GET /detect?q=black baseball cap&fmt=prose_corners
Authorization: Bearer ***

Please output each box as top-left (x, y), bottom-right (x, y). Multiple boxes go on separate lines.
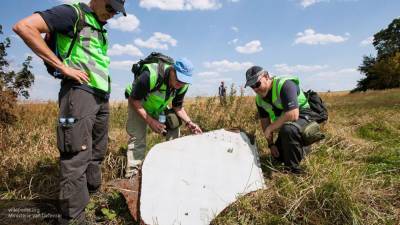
top-left (109, 0), bottom-right (127, 16)
top-left (245, 66), bottom-right (267, 87)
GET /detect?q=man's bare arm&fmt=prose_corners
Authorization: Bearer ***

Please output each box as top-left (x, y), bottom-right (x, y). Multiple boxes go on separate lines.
top-left (13, 14), bottom-right (88, 83)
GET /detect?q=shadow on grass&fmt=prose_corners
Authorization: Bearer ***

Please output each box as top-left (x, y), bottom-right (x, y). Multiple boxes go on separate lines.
top-left (1, 157), bottom-right (60, 199)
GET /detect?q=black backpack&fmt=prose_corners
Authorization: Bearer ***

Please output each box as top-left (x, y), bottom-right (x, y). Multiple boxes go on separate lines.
top-left (131, 52), bottom-right (174, 80)
top-left (304, 90), bottom-right (328, 123)
top-left (44, 4), bottom-right (86, 79)
top-left (124, 52), bottom-right (175, 99)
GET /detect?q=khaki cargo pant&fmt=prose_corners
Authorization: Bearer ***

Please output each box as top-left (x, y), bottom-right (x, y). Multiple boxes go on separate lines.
top-left (125, 103), bottom-right (179, 174)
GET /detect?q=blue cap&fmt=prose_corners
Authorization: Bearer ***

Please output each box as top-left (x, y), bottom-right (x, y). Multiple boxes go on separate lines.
top-left (174, 58), bottom-right (194, 84)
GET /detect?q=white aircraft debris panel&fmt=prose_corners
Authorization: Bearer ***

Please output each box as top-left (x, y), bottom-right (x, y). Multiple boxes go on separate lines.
top-left (140, 129), bottom-right (266, 225)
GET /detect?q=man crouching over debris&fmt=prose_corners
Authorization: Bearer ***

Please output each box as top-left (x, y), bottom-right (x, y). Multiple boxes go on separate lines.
top-left (245, 66), bottom-right (327, 174)
top-left (124, 56), bottom-right (202, 178)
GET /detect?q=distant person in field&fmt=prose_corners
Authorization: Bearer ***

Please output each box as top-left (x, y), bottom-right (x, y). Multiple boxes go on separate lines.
top-left (13, 0), bottom-right (126, 224)
top-left (124, 57), bottom-right (202, 178)
top-left (218, 81), bottom-right (227, 105)
top-left (245, 66), bottom-right (326, 174)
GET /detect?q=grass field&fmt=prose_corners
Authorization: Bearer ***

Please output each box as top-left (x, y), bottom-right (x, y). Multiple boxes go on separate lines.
top-left (0, 89), bottom-right (399, 224)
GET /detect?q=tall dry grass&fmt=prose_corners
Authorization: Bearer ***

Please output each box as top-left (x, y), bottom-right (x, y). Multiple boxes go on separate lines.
top-left (0, 88), bottom-right (399, 224)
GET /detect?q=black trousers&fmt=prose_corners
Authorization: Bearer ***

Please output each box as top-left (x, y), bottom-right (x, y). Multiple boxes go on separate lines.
top-left (275, 118), bottom-right (310, 171)
top-left (57, 85), bottom-right (109, 223)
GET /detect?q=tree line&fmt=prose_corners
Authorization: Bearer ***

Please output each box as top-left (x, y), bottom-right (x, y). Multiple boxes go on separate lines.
top-left (352, 18), bottom-right (400, 92)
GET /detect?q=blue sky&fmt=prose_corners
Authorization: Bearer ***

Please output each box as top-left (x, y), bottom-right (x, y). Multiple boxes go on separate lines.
top-left (1, 0), bottom-right (399, 100)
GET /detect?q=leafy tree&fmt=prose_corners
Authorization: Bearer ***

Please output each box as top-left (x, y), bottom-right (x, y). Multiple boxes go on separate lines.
top-left (0, 24), bottom-right (35, 126)
top-left (353, 18), bottom-right (400, 92)
top-left (374, 18), bottom-right (400, 59)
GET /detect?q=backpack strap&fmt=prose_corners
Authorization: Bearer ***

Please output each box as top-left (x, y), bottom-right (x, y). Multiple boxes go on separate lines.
top-left (157, 61), bottom-right (165, 81)
top-left (65, 4), bottom-right (86, 59)
top-left (150, 64), bottom-right (168, 92)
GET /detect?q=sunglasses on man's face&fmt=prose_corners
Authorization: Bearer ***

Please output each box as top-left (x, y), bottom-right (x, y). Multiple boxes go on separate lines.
top-left (250, 80), bottom-right (262, 89)
top-left (105, 4), bottom-right (120, 14)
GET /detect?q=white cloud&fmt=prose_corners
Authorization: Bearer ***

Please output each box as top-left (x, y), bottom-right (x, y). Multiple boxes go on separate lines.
top-left (360, 36), bottom-right (374, 46)
top-left (231, 26), bottom-right (239, 32)
top-left (298, 0), bottom-right (361, 9)
top-left (139, 0), bottom-right (222, 11)
top-left (294, 29), bottom-right (348, 45)
top-left (58, 0), bottom-right (90, 3)
top-left (187, 84), bottom-right (214, 96)
top-left (134, 32), bottom-right (177, 50)
top-left (299, 0), bottom-right (322, 8)
top-left (197, 71), bottom-right (221, 78)
top-left (7, 54), bottom-right (41, 72)
top-left (29, 72), bottom-right (60, 101)
top-left (228, 38), bottom-right (238, 45)
top-left (203, 77), bottom-right (233, 84)
top-left (274, 64), bottom-right (328, 74)
top-left (314, 68), bottom-right (357, 77)
top-left (235, 40), bottom-right (263, 54)
top-left (108, 14), bottom-right (140, 32)
top-left (270, 64), bottom-right (361, 91)
top-left (108, 44), bottom-right (143, 57)
top-left (110, 60), bottom-right (137, 70)
top-left (203, 60), bottom-right (253, 72)
top-left (35, 73), bottom-right (57, 83)
top-left (300, 67), bottom-right (362, 91)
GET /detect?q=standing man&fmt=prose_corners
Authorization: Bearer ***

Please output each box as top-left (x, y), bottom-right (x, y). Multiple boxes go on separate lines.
top-left (13, 0), bottom-right (126, 224)
top-left (245, 66), bottom-right (320, 174)
top-left (124, 58), bottom-right (202, 178)
top-left (218, 81), bottom-right (226, 105)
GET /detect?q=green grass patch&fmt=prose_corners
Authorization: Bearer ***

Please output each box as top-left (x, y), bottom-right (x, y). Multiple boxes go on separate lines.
top-left (357, 121), bottom-right (400, 176)
top-left (85, 191), bottom-right (135, 224)
top-left (357, 122), bottom-right (399, 145)
top-left (211, 190), bottom-right (291, 225)
top-left (364, 148), bottom-right (400, 176)
top-left (313, 180), bottom-right (360, 224)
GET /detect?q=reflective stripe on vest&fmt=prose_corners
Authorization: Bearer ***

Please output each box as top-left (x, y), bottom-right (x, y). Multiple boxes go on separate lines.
top-left (256, 76), bottom-right (309, 122)
top-left (56, 4), bottom-right (111, 93)
top-left (125, 63), bottom-right (189, 118)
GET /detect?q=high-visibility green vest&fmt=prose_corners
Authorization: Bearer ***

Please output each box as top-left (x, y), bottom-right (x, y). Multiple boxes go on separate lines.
top-left (256, 76), bottom-right (309, 122)
top-left (125, 63), bottom-right (189, 118)
top-left (56, 3), bottom-right (110, 93)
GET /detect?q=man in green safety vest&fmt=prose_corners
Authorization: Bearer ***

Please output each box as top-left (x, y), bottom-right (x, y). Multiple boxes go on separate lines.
top-left (13, 0), bottom-right (126, 224)
top-left (124, 58), bottom-right (202, 178)
top-left (245, 66), bottom-right (319, 174)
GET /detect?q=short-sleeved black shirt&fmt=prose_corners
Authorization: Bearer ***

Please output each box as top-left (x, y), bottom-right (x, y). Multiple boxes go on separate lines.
top-left (257, 80), bottom-right (300, 119)
top-left (37, 3), bottom-right (106, 36)
top-left (130, 67), bottom-right (187, 108)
